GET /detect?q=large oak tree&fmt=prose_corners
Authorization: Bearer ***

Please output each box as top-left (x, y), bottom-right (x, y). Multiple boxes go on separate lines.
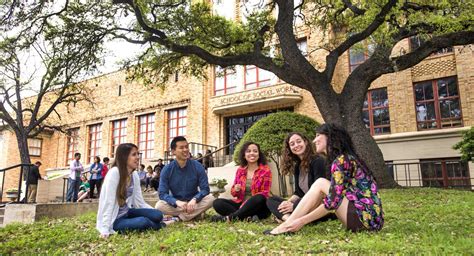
top-left (106, 0), bottom-right (473, 187)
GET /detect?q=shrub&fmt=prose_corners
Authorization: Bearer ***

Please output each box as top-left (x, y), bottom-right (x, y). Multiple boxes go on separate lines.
top-left (453, 126), bottom-right (474, 161)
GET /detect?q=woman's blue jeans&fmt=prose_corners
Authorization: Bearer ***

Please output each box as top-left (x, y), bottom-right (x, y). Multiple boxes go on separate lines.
top-left (113, 208), bottom-right (164, 233)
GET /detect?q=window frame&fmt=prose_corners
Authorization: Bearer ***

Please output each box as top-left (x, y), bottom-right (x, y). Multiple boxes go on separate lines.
top-left (420, 158), bottom-right (471, 188)
top-left (87, 123), bottom-right (102, 164)
top-left (362, 88), bottom-right (391, 136)
top-left (66, 128), bottom-right (79, 165)
top-left (137, 113), bottom-right (155, 159)
top-left (214, 66), bottom-right (238, 96)
top-left (413, 76), bottom-right (463, 130)
top-left (167, 107), bottom-right (187, 149)
top-left (110, 118), bottom-right (127, 157)
top-left (244, 65), bottom-right (272, 90)
top-left (28, 138), bottom-right (43, 157)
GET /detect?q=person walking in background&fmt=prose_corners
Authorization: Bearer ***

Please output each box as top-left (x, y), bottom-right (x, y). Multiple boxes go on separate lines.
top-left (89, 156), bottom-right (103, 199)
top-left (211, 141), bottom-right (272, 222)
top-left (102, 157), bottom-right (110, 178)
top-left (266, 132), bottom-right (329, 222)
top-left (25, 161), bottom-right (42, 203)
top-left (155, 136), bottom-right (214, 224)
top-left (96, 143), bottom-right (165, 238)
top-left (66, 153), bottom-right (84, 202)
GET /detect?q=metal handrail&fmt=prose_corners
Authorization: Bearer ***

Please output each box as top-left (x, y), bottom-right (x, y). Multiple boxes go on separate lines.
top-left (0, 163), bottom-right (34, 203)
top-left (195, 141), bottom-right (238, 162)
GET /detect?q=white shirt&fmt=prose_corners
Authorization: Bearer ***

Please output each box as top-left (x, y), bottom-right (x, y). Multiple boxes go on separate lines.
top-left (96, 167), bottom-right (152, 236)
top-left (69, 160), bottom-right (83, 180)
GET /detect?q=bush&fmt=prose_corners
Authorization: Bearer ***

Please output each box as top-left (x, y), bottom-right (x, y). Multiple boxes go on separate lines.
top-left (453, 126), bottom-right (474, 161)
top-left (232, 111), bottom-right (320, 165)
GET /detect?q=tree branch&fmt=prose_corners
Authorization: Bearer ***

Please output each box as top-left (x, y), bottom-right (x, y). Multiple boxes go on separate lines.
top-left (325, 0), bottom-right (398, 80)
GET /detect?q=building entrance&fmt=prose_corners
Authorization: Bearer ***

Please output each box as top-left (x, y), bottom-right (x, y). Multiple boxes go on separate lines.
top-left (225, 108), bottom-right (292, 154)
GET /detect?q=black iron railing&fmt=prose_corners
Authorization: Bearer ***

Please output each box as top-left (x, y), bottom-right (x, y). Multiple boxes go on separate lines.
top-left (0, 163), bottom-right (34, 203)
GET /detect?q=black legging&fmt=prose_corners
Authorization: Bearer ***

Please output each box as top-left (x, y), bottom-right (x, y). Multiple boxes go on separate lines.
top-left (89, 179), bottom-right (102, 198)
top-left (266, 196), bottom-right (300, 220)
top-left (266, 195), bottom-right (337, 222)
top-left (213, 194), bottom-right (271, 220)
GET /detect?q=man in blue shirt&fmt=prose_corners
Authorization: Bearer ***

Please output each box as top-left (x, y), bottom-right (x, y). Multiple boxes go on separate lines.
top-left (155, 136), bottom-right (214, 222)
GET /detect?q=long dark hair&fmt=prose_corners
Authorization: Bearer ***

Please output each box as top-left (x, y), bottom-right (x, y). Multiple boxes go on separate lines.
top-left (281, 132), bottom-right (315, 176)
top-left (316, 123), bottom-right (373, 176)
top-left (238, 141), bottom-right (267, 167)
top-left (113, 143), bottom-right (138, 206)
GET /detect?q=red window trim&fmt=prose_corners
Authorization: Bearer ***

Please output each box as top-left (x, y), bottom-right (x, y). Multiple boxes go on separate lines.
top-left (110, 119), bottom-right (127, 157)
top-left (363, 88), bottom-right (391, 136)
top-left (420, 158), bottom-right (471, 188)
top-left (244, 65), bottom-right (271, 90)
top-left (66, 128), bottom-right (79, 165)
top-left (87, 123), bottom-right (102, 164)
top-left (137, 113), bottom-right (155, 159)
top-left (167, 107), bottom-right (187, 149)
top-left (413, 76), bottom-right (463, 131)
top-left (214, 67), bottom-right (237, 96)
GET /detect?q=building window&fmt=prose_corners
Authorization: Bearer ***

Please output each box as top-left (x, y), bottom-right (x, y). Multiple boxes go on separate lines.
top-left (66, 128), bottom-right (79, 165)
top-left (420, 159), bottom-right (471, 188)
top-left (414, 76), bottom-right (462, 130)
top-left (167, 108), bottom-right (187, 149)
top-left (362, 88), bottom-right (391, 135)
top-left (111, 119), bottom-right (127, 157)
top-left (28, 138), bottom-right (42, 157)
top-left (409, 36), bottom-right (453, 55)
top-left (244, 65), bottom-right (273, 90)
top-left (137, 113), bottom-right (155, 159)
top-left (215, 66), bottom-right (238, 96)
top-left (348, 43), bottom-right (374, 72)
top-left (87, 124), bottom-right (102, 164)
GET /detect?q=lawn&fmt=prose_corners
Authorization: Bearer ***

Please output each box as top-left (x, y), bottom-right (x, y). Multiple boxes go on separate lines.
top-left (0, 188), bottom-right (473, 254)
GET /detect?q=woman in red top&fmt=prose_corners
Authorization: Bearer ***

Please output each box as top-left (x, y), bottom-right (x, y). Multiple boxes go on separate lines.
top-left (211, 141), bottom-right (272, 222)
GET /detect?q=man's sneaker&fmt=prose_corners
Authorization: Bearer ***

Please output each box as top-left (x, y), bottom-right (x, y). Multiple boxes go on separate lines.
top-left (163, 216), bottom-right (180, 226)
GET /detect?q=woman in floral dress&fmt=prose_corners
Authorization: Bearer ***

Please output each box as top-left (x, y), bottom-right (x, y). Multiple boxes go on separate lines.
top-left (265, 123), bottom-right (384, 235)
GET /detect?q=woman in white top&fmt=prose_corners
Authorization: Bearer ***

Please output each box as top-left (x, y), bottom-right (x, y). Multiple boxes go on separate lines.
top-left (96, 143), bottom-right (165, 238)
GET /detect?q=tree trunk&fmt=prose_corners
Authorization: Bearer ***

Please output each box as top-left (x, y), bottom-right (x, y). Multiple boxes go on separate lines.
top-left (15, 131), bottom-right (31, 165)
top-left (311, 87), bottom-right (399, 188)
top-left (343, 114), bottom-right (399, 188)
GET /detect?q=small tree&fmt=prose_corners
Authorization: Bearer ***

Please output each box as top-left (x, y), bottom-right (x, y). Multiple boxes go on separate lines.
top-left (233, 111), bottom-right (319, 196)
top-left (453, 127), bottom-right (474, 162)
top-left (0, 1), bottom-right (110, 166)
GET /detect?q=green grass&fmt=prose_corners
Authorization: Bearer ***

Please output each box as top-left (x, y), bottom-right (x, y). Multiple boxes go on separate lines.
top-left (1, 188), bottom-right (473, 254)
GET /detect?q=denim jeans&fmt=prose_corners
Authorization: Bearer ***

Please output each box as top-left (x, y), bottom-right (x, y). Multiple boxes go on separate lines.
top-left (113, 208), bottom-right (164, 233)
top-left (66, 178), bottom-right (81, 202)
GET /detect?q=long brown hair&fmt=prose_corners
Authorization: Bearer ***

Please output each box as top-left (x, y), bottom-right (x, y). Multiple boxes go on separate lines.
top-left (113, 143), bottom-right (138, 206)
top-left (281, 132), bottom-right (315, 176)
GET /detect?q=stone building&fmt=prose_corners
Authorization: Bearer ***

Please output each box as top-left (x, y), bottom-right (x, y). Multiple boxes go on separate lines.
top-left (1, 1), bottom-right (473, 196)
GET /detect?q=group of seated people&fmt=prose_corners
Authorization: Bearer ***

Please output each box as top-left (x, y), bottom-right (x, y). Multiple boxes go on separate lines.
top-left (96, 123), bottom-right (384, 238)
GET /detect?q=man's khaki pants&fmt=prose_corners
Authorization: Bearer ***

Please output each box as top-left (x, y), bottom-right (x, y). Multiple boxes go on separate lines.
top-left (27, 184), bottom-right (37, 203)
top-left (155, 194), bottom-right (215, 221)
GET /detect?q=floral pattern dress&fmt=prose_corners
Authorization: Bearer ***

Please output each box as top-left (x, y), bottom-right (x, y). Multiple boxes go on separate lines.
top-left (323, 154), bottom-right (384, 231)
